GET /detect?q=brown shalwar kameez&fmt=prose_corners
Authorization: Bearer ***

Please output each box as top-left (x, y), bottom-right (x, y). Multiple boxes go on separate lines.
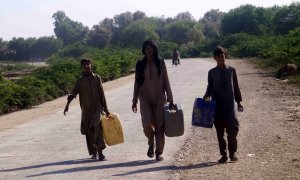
top-left (204, 65), bottom-right (242, 157)
top-left (71, 73), bottom-right (108, 155)
top-left (133, 60), bottom-right (173, 154)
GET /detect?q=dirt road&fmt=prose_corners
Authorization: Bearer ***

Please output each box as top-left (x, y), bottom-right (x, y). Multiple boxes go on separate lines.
top-left (171, 60), bottom-right (300, 180)
top-left (0, 59), bottom-right (299, 180)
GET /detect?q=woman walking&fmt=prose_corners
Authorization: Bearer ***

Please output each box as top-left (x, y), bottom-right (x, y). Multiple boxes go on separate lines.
top-left (132, 39), bottom-right (174, 161)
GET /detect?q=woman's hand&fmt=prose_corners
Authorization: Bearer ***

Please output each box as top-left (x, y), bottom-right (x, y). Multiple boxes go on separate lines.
top-left (132, 103), bottom-right (137, 113)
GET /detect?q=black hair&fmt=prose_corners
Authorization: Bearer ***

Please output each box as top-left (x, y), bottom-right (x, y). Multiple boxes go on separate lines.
top-left (80, 58), bottom-right (92, 66)
top-left (135, 39), bottom-right (163, 86)
top-left (214, 46), bottom-right (228, 58)
top-left (142, 39), bottom-right (159, 58)
top-left (141, 39), bottom-right (162, 75)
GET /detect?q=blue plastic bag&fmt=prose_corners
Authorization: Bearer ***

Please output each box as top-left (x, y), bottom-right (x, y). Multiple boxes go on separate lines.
top-left (192, 98), bottom-right (216, 128)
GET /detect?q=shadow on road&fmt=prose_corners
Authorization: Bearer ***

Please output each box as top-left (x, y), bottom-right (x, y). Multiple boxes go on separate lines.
top-left (0, 158), bottom-right (94, 172)
top-left (1, 157), bottom-right (218, 178)
top-left (25, 159), bottom-right (157, 177)
top-left (113, 161), bottom-right (218, 176)
top-left (21, 160), bottom-right (217, 178)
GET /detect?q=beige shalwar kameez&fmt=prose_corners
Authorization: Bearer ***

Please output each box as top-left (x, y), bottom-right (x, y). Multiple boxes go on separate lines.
top-left (133, 60), bottom-right (173, 154)
top-left (71, 73), bottom-right (108, 155)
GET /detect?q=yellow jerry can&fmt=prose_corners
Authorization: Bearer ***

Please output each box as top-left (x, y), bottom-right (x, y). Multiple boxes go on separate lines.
top-left (101, 112), bottom-right (124, 146)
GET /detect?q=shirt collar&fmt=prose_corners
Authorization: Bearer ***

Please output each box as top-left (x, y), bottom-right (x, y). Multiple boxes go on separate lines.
top-left (82, 72), bottom-right (96, 78)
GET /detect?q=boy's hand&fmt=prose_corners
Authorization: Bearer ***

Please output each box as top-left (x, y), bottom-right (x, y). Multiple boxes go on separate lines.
top-left (168, 102), bottom-right (175, 110)
top-left (132, 103), bottom-right (137, 113)
top-left (237, 103), bottom-right (244, 112)
top-left (63, 106), bottom-right (69, 116)
top-left (104, 110), bottom-right (110, 117)
top-left (203, 95), bottom-right (210, 101)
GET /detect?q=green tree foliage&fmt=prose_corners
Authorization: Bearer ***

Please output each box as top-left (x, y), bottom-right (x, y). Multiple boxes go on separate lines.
top-left (223, 33), bottom-right (270, 58)
top-left (200, 9), bottom-right (225, 39)
top-left (0, 38), bottom-right (7, 52)
top-left (121, 20), bottom-right (159, 47)
top-left (7, 37), bottom-right (33, 61)
top-left (158, 41), bottom-right (178, 59)
top-left (273, 2), bottom-right (300, 35)
top-left (0, 78), bottom-right (26, 114)
top-left (48, 42), bottom-right (92, 61)
top-left (114, 11), bottom-right (133, 30)
top-left (263, 27), bottom-right (300, 65)
top-left (29, 36), bottom-right (63, 58)
top-left (0, 46), bottom-right (140, 114)
top-left (0, 38), bottom-right (8, 60)
top-left (133, 11), bottom-right (146, 21)
top-left (175, 11), bottom-right (194, 21)
top-left (86, 24), bottom-right (112, 48)
top-left (52, 10), bottom-right (89, 45)
top-left (221, 4), bottom-right (272, 35)
top-left (163, 21), bottom-right (196, 44)
top-left (187, 24), bottom-right (205, 43)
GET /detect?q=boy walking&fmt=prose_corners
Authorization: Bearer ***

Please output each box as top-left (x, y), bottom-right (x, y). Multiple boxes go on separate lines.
top-left (64, 58), bottom-right (110, 161)
top-left (203, 47), bottom-right (243, 163)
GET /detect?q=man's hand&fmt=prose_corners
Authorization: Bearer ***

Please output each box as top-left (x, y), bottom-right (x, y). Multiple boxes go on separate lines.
top-left (64, 106), bottom-right (69, 116)
top-left (132, 103), bottom-right (137, 113)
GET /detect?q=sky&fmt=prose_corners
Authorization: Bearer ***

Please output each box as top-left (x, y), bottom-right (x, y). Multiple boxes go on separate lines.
top-left (0, 0), bottom-right (297, 41)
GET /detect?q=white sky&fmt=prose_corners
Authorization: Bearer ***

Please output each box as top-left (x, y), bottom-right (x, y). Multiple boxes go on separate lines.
top-left (0, 0), bottom-right (297, 41)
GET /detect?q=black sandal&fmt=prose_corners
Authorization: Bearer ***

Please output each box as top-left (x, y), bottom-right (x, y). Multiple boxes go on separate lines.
top-left (147, 145), bottom-right (154, 158)
top-left (91, 154), bottom-right (97, 159)
top-left (98, 150), bottom-right (106, 161)
top-left (155, 152), bottom-right (164, 161)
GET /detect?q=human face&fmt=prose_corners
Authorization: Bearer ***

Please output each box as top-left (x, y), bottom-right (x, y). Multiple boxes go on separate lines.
top-left (145, 45), bottom-right (154, 58)
top-left (81, 61), bottom-right (92, 74)
top-left (214, 53), bottom-right (226, 67)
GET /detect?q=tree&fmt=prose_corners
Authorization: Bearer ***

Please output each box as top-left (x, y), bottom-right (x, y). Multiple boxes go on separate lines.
top-left (200, 9), bottom-right (224, 39)
top-left (175, 12), bottom-right (194, 21)
top-left (163, 21), bottom-right (195, 44)
top-left (133, 11), bottom-right (146, 21)
top-left (0, 38), bottom-right (7, 52)
top-left (29, 36), bottom-right (63, 58)
top-left (113, 12), bottom-right (133, 30)
top-left (187, 24), bottom-right (205, 43)
top-left (221, 4), bottom-right (271, 35)
top-left (273, 2), bottom-right (300, 35)
top-left (52, 10), bottom-right (89, 45)
top-left (100, 18), bottom-right (114, 31)
top-left (0, 38), bottom-right (8, 60)
top-left (86, 24), bottom-right (112, 48)
top-left (7, 38), bottom-right (34, 61)
top-left (201, 9), bottom-right (224, 24)
top-left (121, 20), bottom-right (159, 47)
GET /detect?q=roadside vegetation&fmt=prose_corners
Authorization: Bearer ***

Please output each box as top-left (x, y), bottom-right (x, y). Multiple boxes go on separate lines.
top-left (0, 2), bottom-right (299, 115)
